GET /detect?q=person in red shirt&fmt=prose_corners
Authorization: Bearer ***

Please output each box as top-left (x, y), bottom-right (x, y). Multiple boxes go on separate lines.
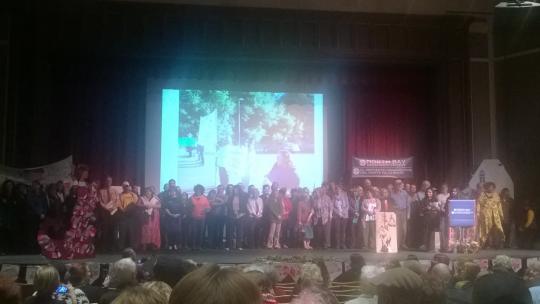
top-left (190, 184), bottom-right (210, 250)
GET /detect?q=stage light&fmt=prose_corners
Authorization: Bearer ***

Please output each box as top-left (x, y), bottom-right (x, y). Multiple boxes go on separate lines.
top-left (496, 0), bottom-right (540, 8)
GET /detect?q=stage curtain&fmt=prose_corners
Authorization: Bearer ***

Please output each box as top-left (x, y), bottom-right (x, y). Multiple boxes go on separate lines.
top-left (344, 68), bottom-right (434, 183)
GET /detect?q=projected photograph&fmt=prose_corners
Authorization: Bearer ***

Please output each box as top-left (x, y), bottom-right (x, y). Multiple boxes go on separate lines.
top-left (160, 89), bottom-right (324, 190)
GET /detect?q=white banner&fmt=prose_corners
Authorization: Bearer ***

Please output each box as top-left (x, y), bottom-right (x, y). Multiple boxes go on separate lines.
top-left (0, 156), bottom-right (74, 185)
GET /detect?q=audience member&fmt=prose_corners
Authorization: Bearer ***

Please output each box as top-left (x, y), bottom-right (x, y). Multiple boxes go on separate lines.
top-left (66, 263), bottom-right (105, 304)
top-left (334, 254), bottom-right (365, 283)
top-left (169, 264), bottom-right (261, 304)
top-left (100, 258), bottom-right (137, 304)
top-left (141, 281), bottom-right (172, 301)
top-left (110, 286), bottom-right (167, 304)
top-left (24, 265), bottom-right (62, 304)
top-left (0, 275), bottom-right (22, 304)
top-left (292, 286), bottom-right (339, 304)
top-left (152, 255), bottom-right (197, 288)
top-left (472, 255), bottom-right (532, 304)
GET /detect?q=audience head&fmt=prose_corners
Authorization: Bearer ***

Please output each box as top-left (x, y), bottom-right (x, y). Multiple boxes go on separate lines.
top-left (373, 267), bottom-right (423, 304)
top-left (142, 281), bottom-right (172, 301)
top-left (524, 260), bottom-right (540, 283)
top-left (406, 254), bottom-right (419, 261)
top-left (169, 264), bottom-right (261, 304)
top-left (402, 260), bottom-right (425, 276)
top-left (111, 285), bottom-right (167, 304)
top-left (432, 253), bottom-right (450, 267)
top-left (410, 184), bottom-right (417, 193)
top-left (291, 286), bottom-right (339, 304)
top-left (66, 263), bottom-right (90, 287)
top-left (350, 254), bottom-right (365, 272)
top-left (33, 265), bottom-right (60, 295)
top-left (421, 180), bottom-right (431, 191)
top-left (462, 262), bottom-right (481, 282)
top-left (121, 248), bottom-right (137, 261)
top-left (108, 258), bottom-right (137, 289)
top-left (0, 276), bottom-right (21, 304)
top-left (243, 264), bottom-right (277, 290)
top-left (153, 256), bottom-right (197, 288)
top-left (492, 255), bottom-right (512, 272)
top-left (298, 262), bottom-right (324, 289)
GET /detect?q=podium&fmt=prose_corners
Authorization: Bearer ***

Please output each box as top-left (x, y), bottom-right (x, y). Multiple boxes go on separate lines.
top-left (375, 212), bottom-right (398, 253)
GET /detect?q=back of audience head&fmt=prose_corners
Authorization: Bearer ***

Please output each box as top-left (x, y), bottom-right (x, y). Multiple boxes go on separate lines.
top-left (243, 264), bottom-right (277, 294)
top-left (492, 255), bottom-right (513, 272)
top-left (298, 262), bottom-right (324, 289)
top-left (462, 262), bottom-right (481, 282)
top-left (402, 260), bottom-right (425, 276)
top-left (169, 264), bottom-right (261, 304)
top-left (153, 256), bottom-right (197, 288)
top-left (121, 248), bottom-right (137, 261)
top-left (350, 254), bottom-right (365, 272)
top-left (142, 281), bottom-right (172, 301)
top-left (0, 276), bottom-right (21, 304)
top-left (66, 263), bottom-right (90, 287)
top-left (111, 285), bottom-right (167, 304)
top-left (108, 258), bottom-right (137, 289)
top-left (34, 265), bottom-right (60, 295)
top-left (291, 286), bottom-right (339, 304)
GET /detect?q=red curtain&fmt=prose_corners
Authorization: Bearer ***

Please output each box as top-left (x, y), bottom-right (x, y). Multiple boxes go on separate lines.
top-left (344, 68), bottom-right (434, 182)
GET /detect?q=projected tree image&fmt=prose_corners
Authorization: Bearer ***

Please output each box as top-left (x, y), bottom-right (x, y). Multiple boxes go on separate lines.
top-left (178, 90), bottom-right (314, 153)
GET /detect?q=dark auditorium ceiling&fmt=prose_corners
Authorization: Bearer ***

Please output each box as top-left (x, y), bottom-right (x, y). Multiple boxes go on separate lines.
top-left (109, 0), bottom-right (494, 15)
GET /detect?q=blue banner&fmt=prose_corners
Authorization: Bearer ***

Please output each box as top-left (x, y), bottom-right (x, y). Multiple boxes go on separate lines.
top-left (448, 199), bottom-right (476, 227)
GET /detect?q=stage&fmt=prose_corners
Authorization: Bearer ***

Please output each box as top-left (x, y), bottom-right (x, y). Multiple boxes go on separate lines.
top-left (1, 248), bottom-right (540, 266)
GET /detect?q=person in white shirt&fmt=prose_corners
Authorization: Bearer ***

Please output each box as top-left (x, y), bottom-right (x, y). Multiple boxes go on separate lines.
top-left (362, 190), bottom-right (381, 250)
top-left (246, 185), bottom-right (264, 249)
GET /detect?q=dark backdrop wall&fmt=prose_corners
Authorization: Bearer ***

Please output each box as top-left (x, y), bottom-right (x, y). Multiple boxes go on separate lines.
top-left (495, 8), bottom-right (540, 199)
top-left (1, 1), bottom-right (471, 188)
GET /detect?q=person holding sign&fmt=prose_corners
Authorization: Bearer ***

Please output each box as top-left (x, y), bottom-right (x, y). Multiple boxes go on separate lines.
top-left (477, 182), bottom-right (505, 249)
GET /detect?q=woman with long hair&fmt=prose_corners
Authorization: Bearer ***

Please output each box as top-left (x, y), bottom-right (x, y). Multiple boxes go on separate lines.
top-left (140, 187), bottom-right (161, 251)
top-left (420, 188), bottom-right (441, 251)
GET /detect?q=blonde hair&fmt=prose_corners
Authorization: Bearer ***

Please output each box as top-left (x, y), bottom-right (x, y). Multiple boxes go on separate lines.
top-left (33, 265), bottom-right (60, 294)
top-left (142, 281), bottom-right (172, 300)
top-left (170, 264), bottom-right (261, 304)
top-left (111, 286), bottom-right (167, 304)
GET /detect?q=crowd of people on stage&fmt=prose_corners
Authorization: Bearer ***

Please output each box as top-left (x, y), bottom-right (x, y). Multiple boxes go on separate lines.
top-left (1, 249), bottom-right (540, 304)
top-left (0, 164), bottom-right (535, 256)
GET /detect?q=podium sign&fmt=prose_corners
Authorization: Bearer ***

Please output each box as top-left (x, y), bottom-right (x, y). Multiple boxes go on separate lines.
top-left (448, 200), bottom-right (476, 227)
top-left (375, 212), bottom-right (398, 253)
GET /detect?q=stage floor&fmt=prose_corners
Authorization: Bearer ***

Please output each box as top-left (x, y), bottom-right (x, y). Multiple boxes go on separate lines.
top-left (1, 248), bottom-right (540, 265)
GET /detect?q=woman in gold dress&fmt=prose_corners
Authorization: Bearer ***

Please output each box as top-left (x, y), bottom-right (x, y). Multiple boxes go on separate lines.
top-left (477, 182), bottom-right (505, 248)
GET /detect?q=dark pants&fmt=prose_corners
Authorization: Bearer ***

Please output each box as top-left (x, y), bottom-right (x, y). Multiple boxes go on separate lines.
top-left (332, 217), bottom-right (348, 248)
top-left (423, 212), bottom-right (440, 250)
top-left (519, 228), bottom-right (536, 249)
top-left (314, 219), bottom-right (332, 248)
top-left (227, 217), bottom-right (245, 249)
top-left (118, 216), bottom-right (138, 251)
top-left (350, 218), bottom-right (363, 249)
top-left (280, 218), bottom-right (296, 248)
top-left (166, 218), bottom-right (182, 247)
top-left (99, 211), bottom-right (118, 252)
top-left (209, 215), bottom-right (226, 249)
top-left (244, 216), bottom-right (263, 249)
top-left (191, 218), bottom-right (205, 250)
